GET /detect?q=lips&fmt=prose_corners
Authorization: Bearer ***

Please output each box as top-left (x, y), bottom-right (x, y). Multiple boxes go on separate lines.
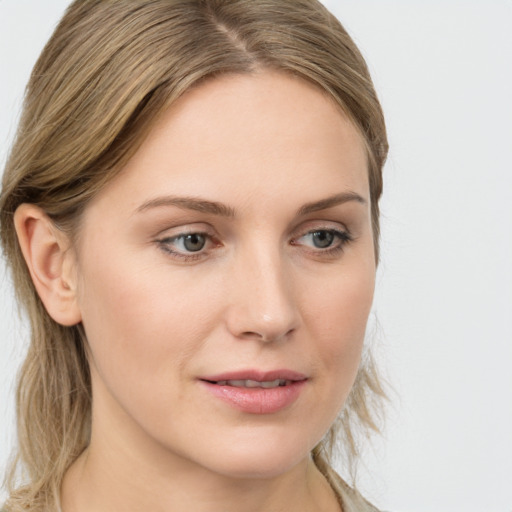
top-left (199, 369), bottom-right (307, 414)
top-left (201, 369), bottom-right (307, 384)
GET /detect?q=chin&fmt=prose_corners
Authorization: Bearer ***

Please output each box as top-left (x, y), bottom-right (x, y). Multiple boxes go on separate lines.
top-left (190, 430), bottom-right (313, 480)
top-left (207, 455), bottom-right (305, 481)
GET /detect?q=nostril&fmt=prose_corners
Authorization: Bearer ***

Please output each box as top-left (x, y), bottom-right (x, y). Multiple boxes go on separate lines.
top-left (240, 330), bottom-right (266, 340)
top-left (239, 327), bottom-right (294, 343)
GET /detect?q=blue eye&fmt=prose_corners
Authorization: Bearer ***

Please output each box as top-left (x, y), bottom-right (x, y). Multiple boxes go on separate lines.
top-left (179, 233), bottom-right (207, 252)
top-left (294, 228), bottom-right (352, 253)
top-left (157, 232), bottom-right (211, 260)
top-left (308, 230), bottom-right (336, 248)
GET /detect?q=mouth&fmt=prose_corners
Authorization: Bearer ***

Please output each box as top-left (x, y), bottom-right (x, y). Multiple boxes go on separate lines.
top-left (199, 370), bottom-right (308, 414)
top-left (200, 369), bottom-right (307, 388)
top-left (204, 378), bottom-right (292, 388)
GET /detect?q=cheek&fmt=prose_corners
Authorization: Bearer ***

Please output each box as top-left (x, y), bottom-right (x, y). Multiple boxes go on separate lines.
top-left (76, 247), bottom-right (220, 393)
top-left (304, 261), bottom-right (375, 394)
top-left (76, 254), bottom-right (228, 442)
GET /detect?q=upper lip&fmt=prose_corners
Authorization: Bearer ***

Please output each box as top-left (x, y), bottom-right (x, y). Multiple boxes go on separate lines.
top-left (200, 369), bottom-right (308, 383)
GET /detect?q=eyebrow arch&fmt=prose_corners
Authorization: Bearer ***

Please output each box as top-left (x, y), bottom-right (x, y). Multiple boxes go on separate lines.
top-left (136, 195), bottom-right (236, 217)
top-left (137, 191), bottom-right (366, 218)
top-left (297, 191), bottom-right (367, 216)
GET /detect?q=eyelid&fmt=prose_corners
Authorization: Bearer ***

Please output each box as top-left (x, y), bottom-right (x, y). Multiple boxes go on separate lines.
top-left (292, 227), bottom-right (352, 245)
top-left (291, 218), bottom-right (351, 239)
top-left (152, 221), bottom-right (215, 238)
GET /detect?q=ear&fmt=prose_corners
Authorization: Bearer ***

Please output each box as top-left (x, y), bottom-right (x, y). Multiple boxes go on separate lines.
top-left (14, 204), bottom-right (82, 326)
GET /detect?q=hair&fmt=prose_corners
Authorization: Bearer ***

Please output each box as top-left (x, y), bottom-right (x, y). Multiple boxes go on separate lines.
top-left (0, 0), bottom-right (388, 510)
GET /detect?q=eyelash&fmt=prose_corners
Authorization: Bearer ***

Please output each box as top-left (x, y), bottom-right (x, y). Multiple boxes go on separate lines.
top-left (156, 227), bottom-right (353, 262)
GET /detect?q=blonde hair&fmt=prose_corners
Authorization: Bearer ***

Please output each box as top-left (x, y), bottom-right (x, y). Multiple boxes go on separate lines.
top-left (0, 0), bottom-right (388, 510)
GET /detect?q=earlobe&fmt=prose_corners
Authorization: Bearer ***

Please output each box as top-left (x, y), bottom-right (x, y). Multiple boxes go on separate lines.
top-left (14, 204), bottom-right (82, 326)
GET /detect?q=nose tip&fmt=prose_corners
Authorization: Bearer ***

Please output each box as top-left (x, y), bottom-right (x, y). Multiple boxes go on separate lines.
top-left (238, 312), bottom-right (296, 343)
top-left (225, 255), bottom-right (299, 343)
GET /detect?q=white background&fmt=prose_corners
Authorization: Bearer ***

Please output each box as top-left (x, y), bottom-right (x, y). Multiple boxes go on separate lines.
top-left (1, 1), bottom-right (511, 511)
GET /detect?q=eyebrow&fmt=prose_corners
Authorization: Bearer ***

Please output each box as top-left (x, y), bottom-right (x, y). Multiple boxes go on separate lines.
top-left (136, 191), bottom-right (366, 218)
top-left (136, 196), bottom-right (236, 217)
top-left (296, 191), bottom-right (367, 216)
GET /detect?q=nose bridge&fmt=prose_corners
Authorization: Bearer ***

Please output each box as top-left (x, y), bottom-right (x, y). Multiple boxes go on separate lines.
top-left (226, 239), bottom-right (298, 342)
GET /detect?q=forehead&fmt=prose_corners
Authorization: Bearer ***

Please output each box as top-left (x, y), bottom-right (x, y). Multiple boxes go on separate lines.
top-left (88, 70), bottom-right (369, 213)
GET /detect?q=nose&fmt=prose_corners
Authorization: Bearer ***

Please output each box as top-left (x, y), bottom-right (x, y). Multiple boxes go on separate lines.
top-left (224, 246), bottom-right (299, 343)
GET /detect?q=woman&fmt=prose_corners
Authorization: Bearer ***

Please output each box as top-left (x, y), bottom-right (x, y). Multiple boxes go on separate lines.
top-left (0, 1), bottom-right (388, 511)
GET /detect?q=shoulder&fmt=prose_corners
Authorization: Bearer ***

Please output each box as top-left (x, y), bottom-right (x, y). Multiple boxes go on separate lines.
top-left (324, 466), bottom-right (381, 512)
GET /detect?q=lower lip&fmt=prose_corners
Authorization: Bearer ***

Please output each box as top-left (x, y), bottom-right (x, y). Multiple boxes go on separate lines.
top-left (200, 380), bottom-right (306, 414)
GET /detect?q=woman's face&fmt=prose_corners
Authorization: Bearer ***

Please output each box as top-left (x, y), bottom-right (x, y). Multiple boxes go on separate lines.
top-left (73, 70), bottom-right (375, 478)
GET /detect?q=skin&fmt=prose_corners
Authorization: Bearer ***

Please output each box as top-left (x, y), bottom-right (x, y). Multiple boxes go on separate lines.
top-left (17, 70), bottom-right (375, 512)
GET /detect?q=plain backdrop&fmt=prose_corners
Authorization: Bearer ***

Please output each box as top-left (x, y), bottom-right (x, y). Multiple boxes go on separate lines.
top-left (1, 1), bottom-right (511, 511)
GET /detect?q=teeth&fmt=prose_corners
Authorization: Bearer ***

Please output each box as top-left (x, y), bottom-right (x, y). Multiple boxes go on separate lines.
top-left (216, 379), bottom-right (289, 388)
top-left (229, 379), bottom-right (249, 387)
top-left (261, 379), bottom-right (286, 388)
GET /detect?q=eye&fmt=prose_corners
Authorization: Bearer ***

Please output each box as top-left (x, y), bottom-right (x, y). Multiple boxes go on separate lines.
top-left (156, 231), bottom-right (216, 261)
top-left (307, 230), bottom-right (336, 249)
top-left (292, 228), bottom-right (352, 254)
top-left (178, 233), bottom-right (207, 252)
